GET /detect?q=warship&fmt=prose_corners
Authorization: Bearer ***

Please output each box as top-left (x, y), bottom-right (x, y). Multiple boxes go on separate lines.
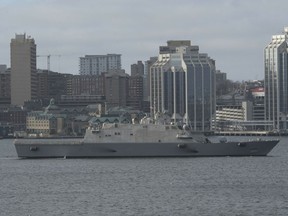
top-left (14, 115), bottom-right (279, 158)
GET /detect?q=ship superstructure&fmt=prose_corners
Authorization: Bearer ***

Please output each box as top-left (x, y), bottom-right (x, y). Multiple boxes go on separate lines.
top-left (14, 115), bottom-right (279, 158)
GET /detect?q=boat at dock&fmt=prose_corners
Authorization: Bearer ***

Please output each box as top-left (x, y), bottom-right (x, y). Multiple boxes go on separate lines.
top-left (14, 115), bottom-right (279, 159)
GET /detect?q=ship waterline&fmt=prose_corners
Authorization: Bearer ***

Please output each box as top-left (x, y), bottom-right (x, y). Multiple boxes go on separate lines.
top-left (14, 117), bottom-right (279, 158)
top-left (14, 139), bottom-right (279, 158)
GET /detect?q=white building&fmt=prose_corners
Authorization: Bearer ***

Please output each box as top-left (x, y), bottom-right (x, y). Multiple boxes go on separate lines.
top-left (264, 27), bottom-right (288, 130)
top-left (79, 54), bottom-right (121, 75)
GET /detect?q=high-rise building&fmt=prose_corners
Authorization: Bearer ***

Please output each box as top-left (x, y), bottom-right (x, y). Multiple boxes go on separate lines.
top-left (150, 40), bottom-right (216, 131)
top-left (0, 65), bottom-right (7, 73)
top-left (79, 54), bottom-right (121, 75)
top-left (105, 70), bottom-right (128, 110)
top-left (37, 70), bottom-right (73, 103)
top-left (0, 65), bottom-right (11, 105)
top-left (131, 61), bottom-right (144, 76)
top-left (264, 27), bottom-right (288, 130)
top-left (10, 34), bottom-right (37, 106)
top-left (215, 70), bottom-right (227, 83)
top-left (127, 75), bottom-right (144, 110)
top-left (128, 61), bottom-right (145, 110)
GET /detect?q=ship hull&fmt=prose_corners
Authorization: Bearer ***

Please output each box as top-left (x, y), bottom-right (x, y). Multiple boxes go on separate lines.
top-left (14, 139), bottom-right (279, 158)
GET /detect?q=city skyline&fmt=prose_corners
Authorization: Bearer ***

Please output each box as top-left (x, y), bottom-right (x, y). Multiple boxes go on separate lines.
top-left (0, 0), bottom-right (288, 81)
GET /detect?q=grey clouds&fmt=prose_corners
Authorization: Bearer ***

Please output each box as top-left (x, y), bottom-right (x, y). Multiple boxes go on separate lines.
top-left (0, 0), bottom-right (287, 80)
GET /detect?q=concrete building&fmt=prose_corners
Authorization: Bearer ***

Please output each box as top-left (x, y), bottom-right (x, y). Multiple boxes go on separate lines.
top-left (0, 106), bottom-right (27, 131)
top-left (26, 99), bottom-right (65, 136)
top-left (264, 27), bottom-right (288, 130)
top-left (215, 70), bottom-right (227, 83)
top-left (0, 65), bottom-right (7, 73)
top-left (71, 74), bottom-right (105, 95)
top-left (215, 101), bottom-right (273, 131)
top-left (150, 40), bottom-right (216, 131)
top-left (65, 75), bottom-right (73, 96)
top-left (37, 70), bottom-right (72, 104)
top-left (215, 102), bottom-right (251, 130)
top-left (57, 95), bottom-right (105, 108)
top-left (79, 54), bottom-right (121, 75)
top-left (105, 70), bottom-right (129, 110)
top-left (214, 80), bottom-right (273, 131)
top-left (10, 34), bottom-right (37, 106)
top-left (131, 61), bottom-right (144, 76)
top-left (245, 81), bottom-right (265, 121)
top-left (127, 75), bottom-right (144, 110)
top-left (26, 111), bottom-right (58, 135)
top-left (0, 66), bottom-right (11, 104)
top-left (128, 61), bottom-right (145, 110)
top-left (26, 98), bottom-right (93, 136)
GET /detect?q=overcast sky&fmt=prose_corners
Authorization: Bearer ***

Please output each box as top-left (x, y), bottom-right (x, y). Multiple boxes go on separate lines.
top-left (0, 0), bottom-right (287, 81)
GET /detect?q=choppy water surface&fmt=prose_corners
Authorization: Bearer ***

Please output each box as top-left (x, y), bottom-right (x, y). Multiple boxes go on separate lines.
top-left (0, 137), bottom-right (288, 216)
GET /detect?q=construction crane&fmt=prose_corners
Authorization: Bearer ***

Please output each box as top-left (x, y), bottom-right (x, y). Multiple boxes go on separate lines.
top-left (37, 54), bottom-right (61, 72)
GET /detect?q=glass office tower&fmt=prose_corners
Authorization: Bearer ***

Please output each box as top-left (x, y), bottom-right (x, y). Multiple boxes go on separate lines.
top-left (264, 27), bottom-right (288, 130)
top-left (150, 41), bottom-right (216, 131)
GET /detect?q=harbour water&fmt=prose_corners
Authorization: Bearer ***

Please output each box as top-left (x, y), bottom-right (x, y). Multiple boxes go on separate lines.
top-left (1, 137), bottom-right (288, 216)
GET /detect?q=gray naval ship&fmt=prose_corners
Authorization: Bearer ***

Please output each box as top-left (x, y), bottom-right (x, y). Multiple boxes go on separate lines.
top-left (14, 114), bottom-right (279, 158)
